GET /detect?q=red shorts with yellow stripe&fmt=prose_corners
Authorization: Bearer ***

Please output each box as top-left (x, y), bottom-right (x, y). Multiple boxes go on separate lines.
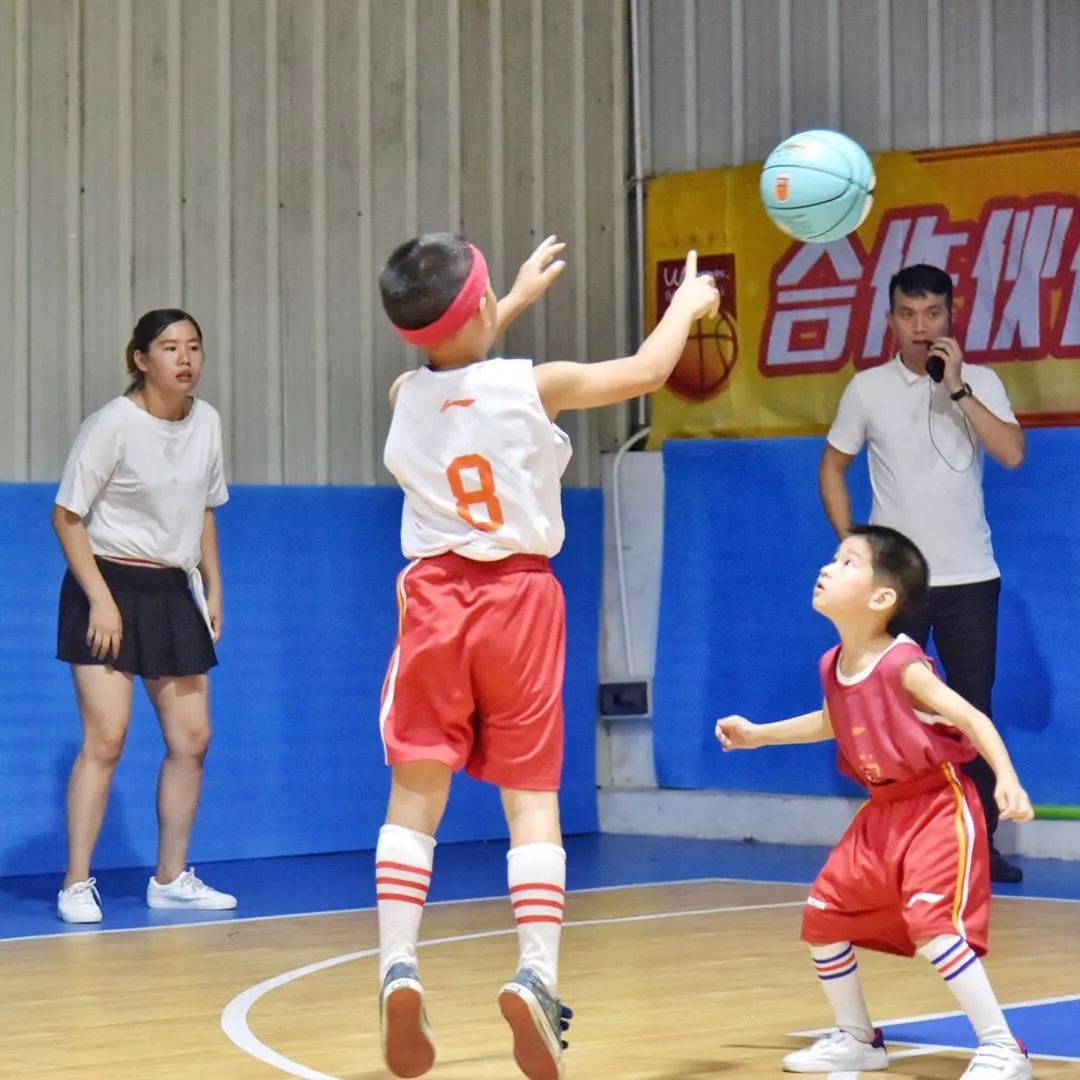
top-left (802, 764), bottom-right (990, 957)
top-left (379, 552), bottom-right (566, 791)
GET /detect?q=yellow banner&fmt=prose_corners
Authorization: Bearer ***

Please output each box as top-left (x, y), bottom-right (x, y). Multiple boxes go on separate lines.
top-left (646, 134), bottom-right (1080, 443)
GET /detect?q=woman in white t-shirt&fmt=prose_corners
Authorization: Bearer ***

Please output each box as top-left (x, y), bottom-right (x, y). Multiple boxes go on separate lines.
top-left (52, 308), bottom-right (237, 924)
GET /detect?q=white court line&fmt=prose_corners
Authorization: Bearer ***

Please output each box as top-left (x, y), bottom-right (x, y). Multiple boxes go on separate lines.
top-left (818, 1046), bottom-right (952, 1080)
top-left (797, 990), bottom-right (1080, 1030)
top-left (780, 1038), bottom-right (1075, 1080)
top-left (881, 1041), bottom-right (1080, 1065)
top-left (220, 899), bottom-right (806, 1080)
top-left (4, 872), bottom-right (1076, 946)
top-left (793, 992), bottom-right (1080, 1064)
top-left (0, 873), bottom-right (809, 945)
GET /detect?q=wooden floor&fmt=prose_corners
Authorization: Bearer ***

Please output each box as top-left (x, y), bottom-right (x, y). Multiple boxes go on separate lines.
top-left (2, 880), bottom-right (1076, 1078)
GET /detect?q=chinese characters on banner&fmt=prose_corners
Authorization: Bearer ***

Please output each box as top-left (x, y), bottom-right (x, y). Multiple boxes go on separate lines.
top-left (646, 135), bottom-right (1080, 443)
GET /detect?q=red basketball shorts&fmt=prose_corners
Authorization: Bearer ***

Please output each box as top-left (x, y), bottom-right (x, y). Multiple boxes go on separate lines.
top-left (802, 764), bottom-right (991, 956)
top-left (379, 552), bottom-right (566, 791)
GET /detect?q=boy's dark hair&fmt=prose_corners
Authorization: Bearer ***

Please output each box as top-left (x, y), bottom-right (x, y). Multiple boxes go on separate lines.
top-left (888, 263), bottom-right (953, 310)
top-left (849, 524), bottom-right (929, 632)
top-left (379, 233), bottom-right (476, 331)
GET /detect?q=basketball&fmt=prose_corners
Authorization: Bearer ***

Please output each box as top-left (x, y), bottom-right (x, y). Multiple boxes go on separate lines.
top-left (759, 129), bottom-right (875, 243)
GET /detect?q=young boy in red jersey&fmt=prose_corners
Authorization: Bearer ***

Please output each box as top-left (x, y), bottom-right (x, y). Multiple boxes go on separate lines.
top-left (716, 525), bottom-right (1034, 1080)
top-left (375, 234), bottom-right (718, 1080)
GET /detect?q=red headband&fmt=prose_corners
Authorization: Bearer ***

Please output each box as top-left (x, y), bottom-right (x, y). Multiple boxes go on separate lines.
top-left (393, 244), bottom-right (490, 349)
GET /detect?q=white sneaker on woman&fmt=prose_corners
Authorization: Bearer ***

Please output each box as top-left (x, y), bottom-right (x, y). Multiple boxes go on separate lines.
top-left (58, 878), bottom-right (103, 923)
top-left (146, 868), bottom-right (237, 910)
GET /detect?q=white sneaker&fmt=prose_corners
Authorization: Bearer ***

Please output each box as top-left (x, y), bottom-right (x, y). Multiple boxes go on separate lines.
top-left (57, 878), bottom-right (103, 923)
top-left (146, 867), bottom-right (237, 910)
top-left (961, 1040), bottom-right (1034, 1079)
top-left (782, 1028), bottom-right (889, 1072)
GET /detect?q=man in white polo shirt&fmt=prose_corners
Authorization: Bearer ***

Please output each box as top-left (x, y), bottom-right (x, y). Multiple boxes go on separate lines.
top-left (819, 264), bottom-right (1027, 883)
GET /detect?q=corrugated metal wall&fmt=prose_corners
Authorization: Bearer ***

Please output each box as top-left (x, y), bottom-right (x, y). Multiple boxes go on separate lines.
top-left (0, 0), bottom-right (629, 485)
top-left (639, 0), bottom-right (1080, 173)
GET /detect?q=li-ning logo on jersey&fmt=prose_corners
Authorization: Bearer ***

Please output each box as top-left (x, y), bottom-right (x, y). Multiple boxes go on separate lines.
top-left (806, 895), bottom-right (829, 910)
top-left (440, 398), bottom-right (476, 412)
top-left (906, 892), bottom-right (945, 908)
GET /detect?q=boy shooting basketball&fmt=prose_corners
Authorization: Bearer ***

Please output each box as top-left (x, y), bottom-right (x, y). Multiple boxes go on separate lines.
top-left (716, 525), bottom-right (1034, 1079)
top-left (375, 234), bottom-right (718, 1079)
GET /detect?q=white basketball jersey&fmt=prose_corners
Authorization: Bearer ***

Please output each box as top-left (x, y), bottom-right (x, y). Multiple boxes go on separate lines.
top-left (383, 357), bottom-right (572, 561)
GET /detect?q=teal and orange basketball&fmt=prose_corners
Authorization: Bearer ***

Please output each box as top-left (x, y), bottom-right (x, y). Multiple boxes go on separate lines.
top-left (760, 130), bottom-right (875, 243)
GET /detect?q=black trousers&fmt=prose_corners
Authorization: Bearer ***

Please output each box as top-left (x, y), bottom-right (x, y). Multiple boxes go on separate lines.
top-left (893, 577), bottom-right (1003, 840)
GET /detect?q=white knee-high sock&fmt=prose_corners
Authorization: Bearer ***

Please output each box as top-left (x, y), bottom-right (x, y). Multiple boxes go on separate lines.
top-left (919, 935), bottom-right (1017, 1048)
top-left (810, 943), bottom-right (876, 1044)
top-left (507, 843), bottom-right (566, 994)
top-left (376, 824), bottom-right (436, 981)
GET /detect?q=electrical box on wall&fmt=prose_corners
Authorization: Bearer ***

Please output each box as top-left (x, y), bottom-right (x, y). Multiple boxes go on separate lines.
top-left (599, 680), bottom-right (651, 719)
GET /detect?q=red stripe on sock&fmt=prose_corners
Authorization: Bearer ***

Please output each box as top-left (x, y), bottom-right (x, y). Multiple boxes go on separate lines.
top-left (377, 892), bottom-right (427, 906)
top-left (509, 882), bottom-right (566, 896)
top-left (939, 949), bottom-right (974, 977)
top-left (376, 875), bottom-right (430, 891)
top-left (376, 860), bottom-right (432, 878)
top-left (816, 956), bottom-right (857, 975)
top-left (812, 954), bottom-right (855, 972)
top-left (515, 914), bottom-right (564, 926)
top-left (817, 967), bottom-right (857, 980)
top-left (512, 897), bottom-right (565, 911)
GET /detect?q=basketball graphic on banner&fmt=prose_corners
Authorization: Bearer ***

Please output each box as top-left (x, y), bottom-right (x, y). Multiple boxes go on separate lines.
top-left (657, 253), bottom-right (739, 402)
top-left (668, 309), bottom-right (739, 401)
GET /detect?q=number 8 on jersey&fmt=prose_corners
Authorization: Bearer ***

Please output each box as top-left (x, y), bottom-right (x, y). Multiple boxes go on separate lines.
top-left (447, 454), bottom-right (504, 533)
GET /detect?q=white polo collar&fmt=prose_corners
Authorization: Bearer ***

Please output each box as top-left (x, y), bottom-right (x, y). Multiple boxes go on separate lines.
top-left (894, 353), bottom-right (925, 387)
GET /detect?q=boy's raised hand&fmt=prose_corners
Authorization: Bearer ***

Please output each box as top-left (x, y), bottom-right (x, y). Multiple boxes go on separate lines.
top-left (995, 775), bottom-right (1035, 822)
top-left (715, 714), bottom-right (759, 751)
top-left (511, 235), bottom-right (568, 306)
top-left (672, 249), bottom-right (721, 322)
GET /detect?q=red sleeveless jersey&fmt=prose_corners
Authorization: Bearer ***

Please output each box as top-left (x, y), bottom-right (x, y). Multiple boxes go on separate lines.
top-left (820, 637), bottom-right (977, 789)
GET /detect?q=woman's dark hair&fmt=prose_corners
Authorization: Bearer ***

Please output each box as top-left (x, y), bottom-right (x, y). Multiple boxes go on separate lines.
top-left (126, 308), bottom-right (203, 392)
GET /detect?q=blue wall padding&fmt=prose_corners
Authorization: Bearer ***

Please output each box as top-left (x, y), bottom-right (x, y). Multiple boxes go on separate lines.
top-left (653, 431), bottom-right (1080, 804)
top-left (0, 486), bottom-right (600, 876)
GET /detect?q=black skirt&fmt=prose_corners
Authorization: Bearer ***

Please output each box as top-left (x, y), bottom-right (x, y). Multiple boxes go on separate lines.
top-left (57, 557), bottom-right (218, 678)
